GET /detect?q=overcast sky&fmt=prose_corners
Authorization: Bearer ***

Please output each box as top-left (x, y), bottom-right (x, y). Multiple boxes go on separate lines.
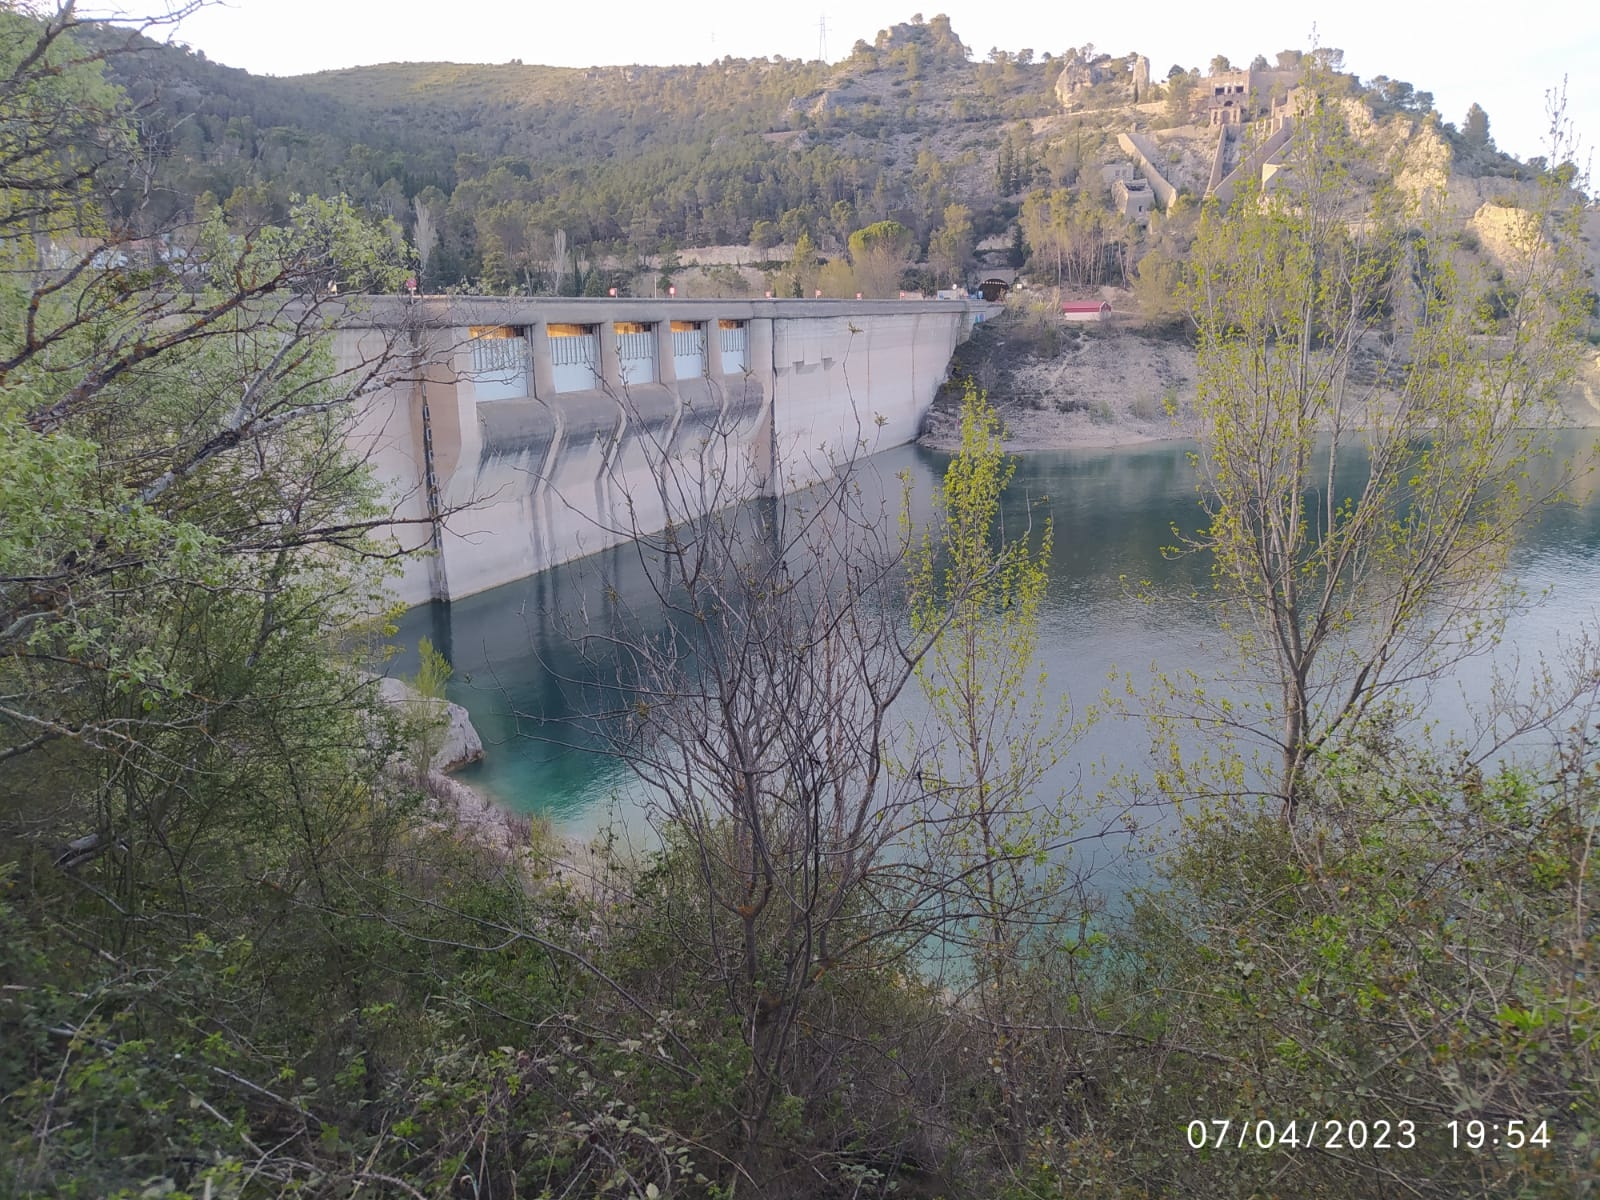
top-left (134, 0), bottom-right (1597, 167)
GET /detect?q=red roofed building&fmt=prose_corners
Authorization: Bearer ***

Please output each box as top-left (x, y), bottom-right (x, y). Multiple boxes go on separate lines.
top-left (1061, 300), bottom-right (1112, 322)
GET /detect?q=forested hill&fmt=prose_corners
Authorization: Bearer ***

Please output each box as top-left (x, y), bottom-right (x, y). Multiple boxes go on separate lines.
top-left (88, 12), bottom-right (1028, 282)
top-left (101, 41), bottom-right (838, 224)
top-left (84, 13), bottom-right (1534, 292)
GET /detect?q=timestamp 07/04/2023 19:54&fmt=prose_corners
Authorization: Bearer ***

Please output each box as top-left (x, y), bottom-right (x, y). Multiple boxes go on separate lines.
top-left (1185, 1118), bottom-right (1554, 1153)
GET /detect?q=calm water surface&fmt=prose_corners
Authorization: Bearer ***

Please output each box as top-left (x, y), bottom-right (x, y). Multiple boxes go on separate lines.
top-left (392, 435), bottom-right (1600, 871)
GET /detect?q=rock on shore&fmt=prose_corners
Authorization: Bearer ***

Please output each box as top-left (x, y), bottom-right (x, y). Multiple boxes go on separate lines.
top-left (375, 675), bottom-right (485, 773)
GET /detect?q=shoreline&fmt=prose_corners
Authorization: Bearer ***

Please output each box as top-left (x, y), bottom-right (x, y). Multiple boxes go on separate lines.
top-left (919, 410), bottom-right (1197, 453)
top-left (920, 314), bottom-right (1600, 455)
top-left (918, 411), bottom-right (1600, 455)
top-left (918, 354), bottom-right (1600, 457)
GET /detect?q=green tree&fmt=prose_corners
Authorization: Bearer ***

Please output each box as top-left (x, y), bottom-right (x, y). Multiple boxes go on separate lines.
top-left (997, 138), bottom-right (1016, 194)
top-left (475, 198), bottom-right (540, 290)
top-left (406, 636), bottom-right (455, 770)
top-left (817, 254), bottom-right (857, 296)
top-left (847, 218), bottom-right (914, 296)
top-left (827, 199), bottom-right (857, 250)
top-left (901, 42), bottom-right (923, 81)
top-left (910, 384), bottom-right (1077, 1155)
top-left (777, 206), bottom-right (811, 247)
top-left (748, 217), bottom-right (781, 254)
top-left (1169, 82), bottom-right (1588, 820)
top-left (1164, 68), bottom-right (1198, 119)
top-left (786, 228), bottom-right (819, 296)
top-left (1464, 101), bottom-right (1492, 149)
top-left (0, 5), bottom-right (129, 243)
top-left (1131, 242), bottom-right (1185, 326)
top-left (1108, 739), bottom-right (1600, 1198)
top-left (657, 236), bottom-right (682, 294)
top-left (0, 12), bottom-right (523, 1195)
top-left (1020, 188), bottom-right (1124, 288)
top-left (928, 202), bottom-right (975, 286)
top-left (1019, 188), bottom-right (1063, 282)
top-left (3, 183), bottom-right (410, 851)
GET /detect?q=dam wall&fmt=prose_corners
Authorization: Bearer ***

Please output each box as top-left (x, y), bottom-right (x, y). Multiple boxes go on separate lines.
top-left (340, 296), bottom-right (990, 605)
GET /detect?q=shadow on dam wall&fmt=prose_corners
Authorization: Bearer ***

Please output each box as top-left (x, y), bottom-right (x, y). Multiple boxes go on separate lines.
top-left (390, 446), bottom-right (938, 814)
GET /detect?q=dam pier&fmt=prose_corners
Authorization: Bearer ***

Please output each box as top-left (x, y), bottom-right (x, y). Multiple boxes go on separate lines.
top-left (342, 296), bottom-right (992, 605)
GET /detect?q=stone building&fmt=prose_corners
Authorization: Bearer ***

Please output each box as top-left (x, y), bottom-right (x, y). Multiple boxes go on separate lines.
top-left (1112, 178), bottom-right (1153, 223)
top-left (1207, 68), bottom-right (1253, 125)
top-left (1201, 67), bottom-right (1303, 126)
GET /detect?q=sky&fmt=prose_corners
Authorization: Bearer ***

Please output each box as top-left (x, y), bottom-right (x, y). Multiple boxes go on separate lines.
top-left (134, 0), bottom-right (1598, 167)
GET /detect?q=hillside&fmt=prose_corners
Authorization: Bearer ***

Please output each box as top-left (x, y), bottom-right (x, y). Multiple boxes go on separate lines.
top-left (85, 14), bottom-right (1579, 303)
top-left (922, 297), bottom-right (1600, 453)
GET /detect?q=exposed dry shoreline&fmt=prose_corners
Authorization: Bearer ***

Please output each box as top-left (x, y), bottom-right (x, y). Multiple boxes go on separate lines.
top-left (919, 315), bottom-right (1600, 453)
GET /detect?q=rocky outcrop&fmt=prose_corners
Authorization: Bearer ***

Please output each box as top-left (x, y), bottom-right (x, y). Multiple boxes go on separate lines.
top-left (1469, 200), bottom-right (1546, 270)
top-left (370, 674), bottom-right (544, 864)
top-left (1132, 56), bottom-right (1151, 97)
top-left (375, 675), bottom-right (485, 774)
top-left (1564, 351), bottom-right (1600, 422)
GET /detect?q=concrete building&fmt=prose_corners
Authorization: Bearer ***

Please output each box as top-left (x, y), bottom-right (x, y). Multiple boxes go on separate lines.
top-left (1060, 300), bottom-right (1112, 323)
top-left (1113, 178), bottom-right (1154, 223)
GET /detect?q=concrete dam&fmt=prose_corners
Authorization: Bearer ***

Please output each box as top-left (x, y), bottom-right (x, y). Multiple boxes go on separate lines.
top-left (341, 296), bottom-right (992, 606)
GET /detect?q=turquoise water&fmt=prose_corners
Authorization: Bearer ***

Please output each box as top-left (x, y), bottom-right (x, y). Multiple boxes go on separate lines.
top-left (391, 435), bottom-right (1600, 868)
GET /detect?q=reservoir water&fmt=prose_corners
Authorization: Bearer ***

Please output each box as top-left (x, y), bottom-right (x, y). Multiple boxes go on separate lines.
top-left (392, 435), bottom-right (1600, 873)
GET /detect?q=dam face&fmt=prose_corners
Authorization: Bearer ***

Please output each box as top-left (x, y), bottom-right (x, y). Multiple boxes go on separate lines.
top-left (340, 296), bottom-right (991, 605)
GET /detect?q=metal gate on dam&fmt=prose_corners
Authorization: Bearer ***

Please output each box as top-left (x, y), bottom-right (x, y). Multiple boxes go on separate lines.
top-left (338, 296), bottom-right (992, 605)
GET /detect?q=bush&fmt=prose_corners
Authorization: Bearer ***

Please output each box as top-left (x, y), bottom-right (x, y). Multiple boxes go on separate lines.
top-left (1081, 741), bottom-right (1600, 1198)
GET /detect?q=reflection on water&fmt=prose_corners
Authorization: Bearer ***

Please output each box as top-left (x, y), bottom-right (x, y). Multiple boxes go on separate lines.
top-left (392, 434), bottom-right (1600, 856)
